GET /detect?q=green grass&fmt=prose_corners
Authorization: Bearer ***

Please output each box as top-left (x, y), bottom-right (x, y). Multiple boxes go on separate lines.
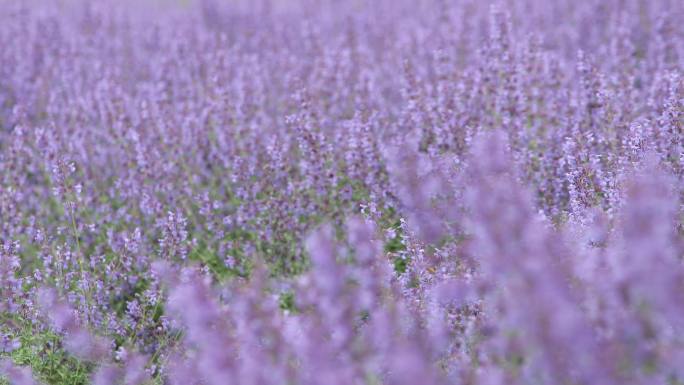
top-left (1, 317), bottom-right (93, 385)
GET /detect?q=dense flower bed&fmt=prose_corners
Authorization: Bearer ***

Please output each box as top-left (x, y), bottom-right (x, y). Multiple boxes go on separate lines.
top-left (0, 0), bottom-right (682, 384)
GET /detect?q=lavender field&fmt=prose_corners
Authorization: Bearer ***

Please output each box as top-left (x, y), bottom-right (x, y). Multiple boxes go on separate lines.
top-left (0, 0), bottom-right (682, 384)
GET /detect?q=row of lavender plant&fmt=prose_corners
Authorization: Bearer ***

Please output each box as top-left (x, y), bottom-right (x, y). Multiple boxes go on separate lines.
top-left (0, 0), bottom-right (682, 384)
